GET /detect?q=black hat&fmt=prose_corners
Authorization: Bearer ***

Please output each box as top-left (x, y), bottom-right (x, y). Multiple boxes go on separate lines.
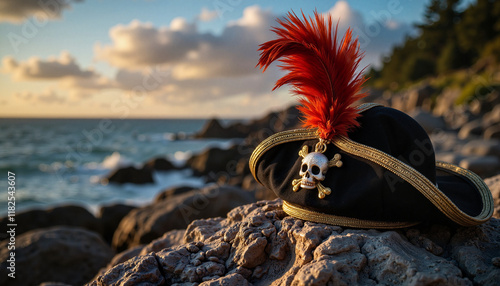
top-left (250, 11), bottom-right (493, 228)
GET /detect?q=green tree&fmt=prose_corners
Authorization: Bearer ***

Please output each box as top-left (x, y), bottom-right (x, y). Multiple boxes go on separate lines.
top-left (457, 0), bottom-right (500, 61)
top-left (437, 40), bottom-right (462, 73)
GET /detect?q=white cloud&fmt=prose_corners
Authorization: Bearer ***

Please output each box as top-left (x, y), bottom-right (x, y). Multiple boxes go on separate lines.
top-left (95, 5), bottom-right (275, 80)
top-left (325, 0), bottom-right (412, 69)
top-left (197, 7), bottom-right (218, 22)
top-left (94, 20), bottom-right (201, 69)
top-left (0, 0), bottom-right (82, 23)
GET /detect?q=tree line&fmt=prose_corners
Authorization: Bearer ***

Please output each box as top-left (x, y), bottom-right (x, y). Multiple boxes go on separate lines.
top-left (368, 0), bottom-right (500, 89)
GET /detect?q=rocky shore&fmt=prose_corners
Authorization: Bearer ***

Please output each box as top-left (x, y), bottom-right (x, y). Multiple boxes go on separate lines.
top-left (1, 88), bottom-right (500, 285)
top-left (90, 198), bottom-right (500, 285)
top-left (0, 174), bottom-right (498, 285)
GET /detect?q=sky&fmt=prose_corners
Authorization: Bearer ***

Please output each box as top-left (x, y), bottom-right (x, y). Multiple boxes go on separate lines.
top-left (0, 0), bottom-right (453, 119)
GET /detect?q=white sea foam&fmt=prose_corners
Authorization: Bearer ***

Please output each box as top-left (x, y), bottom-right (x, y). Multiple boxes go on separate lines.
top-left (100, 152), bottom-right (133, 169)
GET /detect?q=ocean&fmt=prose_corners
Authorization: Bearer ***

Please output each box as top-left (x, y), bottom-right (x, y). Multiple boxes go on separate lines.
top-left (0, 118), bottom-right (239, 216)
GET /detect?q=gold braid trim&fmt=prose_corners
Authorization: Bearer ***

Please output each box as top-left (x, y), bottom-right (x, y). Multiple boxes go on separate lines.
top-left (249, 103), bottom-right (493, 227)
top-left (333, 136), bottom-right (493, 226)
top-left (283, 201), bottom-right (419, 229)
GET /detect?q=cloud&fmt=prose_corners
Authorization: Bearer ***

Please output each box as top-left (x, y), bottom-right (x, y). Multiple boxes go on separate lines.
top-left (95, 19), bottom-right (200, 69)
top-left (2, 51), bottom-right (96, 80)
top-left (0, 0), bottom-right (82, 23)
top-left (95, 6), bottom-right (274, 79)
top-left (326, 0), bottom-right (412, 69)
top-left (15, 89), bottom-right (65, 104)
top-left (197, 7), bottom-right (218, 22)
top-left (5, 3), bottom-right (412, 117)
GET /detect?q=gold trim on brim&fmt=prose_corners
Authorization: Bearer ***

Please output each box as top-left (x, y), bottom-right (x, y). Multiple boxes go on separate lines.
top-left (283, 201), bottom-right (419, 229)
top-left (249, 104), bottom-right (494, 227)
top-left (333, 136), bottom-right (493, 226)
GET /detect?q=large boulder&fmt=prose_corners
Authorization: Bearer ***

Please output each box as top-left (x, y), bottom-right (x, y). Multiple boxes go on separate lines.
top-left (90, 199), bottom-right (500, 285)
top-left (153, 186), bottom-right (196, 203)
top-left (186, 145), bottom-right (246, 177)
top-left (104, 166), bottom-right (154, 184)
top-left (112, 185), bottom-right (255, 251)
top-left (97, 203), bottom-right (137, 244)
top-left (0, 205), bottom-right (101, 241)
top-left (0, 227), bottom-right (113, 286)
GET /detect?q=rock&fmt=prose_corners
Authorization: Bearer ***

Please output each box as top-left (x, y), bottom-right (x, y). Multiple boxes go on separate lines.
top-left (89, 254), bottom-right (165, 286)
top-left (0, 205), bottom-right (101, 242)
top-left (186, 145), bottom-right (246, 177)
top-left (154, 186), bottom-right (196, 203)
top-left (470, 91), bottom-right (500, 115)
top-left (459, 156), bottom-right (500, 178)
top-left (485, 175), bottom-right (500, 219)
top-left (144, 157), bottom-right (177, 171)
top-left (435, 152), bottom-right (465, 165)
top-left (410, 108), bottom-right (447, 134)
top-left (443, 105), bottom-right (478, 131)
top-left (430, 131), bottom-right (466, 153)
top-left (101, 229), bottom-right (187, 275)
top-left (97, 203), bottom-right (137, 244)
top-left (484, 125), bottom-right (500, 140)
top-left (483, 105), bottom-right (500, 127)
top-left (103, 245), bottom-right (144, 273)
top-left (199, 273), bottom-right (250, 285)
top-left (112, 185), bottom-right (255, 251)
top-left (104, 165), bottom-right (154, 184)
top-left (461, 139), bottom-right (500, 157)
top-left (458, 119), bottom-right (484, 139)
top-left (195, 118), bottom-right (247, 138)
top-left (89, 199), bottom-right (500, 285)
top-left (434, 88), bottom-right (460, 117)
top-left (0, 227), bottom-right (113, 286)
top-left (406, 83), bottom-right (435, 111)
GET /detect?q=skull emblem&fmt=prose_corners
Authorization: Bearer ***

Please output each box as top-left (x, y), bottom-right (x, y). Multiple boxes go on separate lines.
top-left (292, 144), bottom-right (343, 199)
top-left (299, 152), bottom-right (328, 189)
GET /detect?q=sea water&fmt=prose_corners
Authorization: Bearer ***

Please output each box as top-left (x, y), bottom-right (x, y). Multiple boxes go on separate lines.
top-left (0, 118), bottom-right (239, 216)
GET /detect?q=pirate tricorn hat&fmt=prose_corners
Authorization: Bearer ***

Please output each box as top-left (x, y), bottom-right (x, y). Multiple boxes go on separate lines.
top-left (250, 11), bottom-right (493, 228)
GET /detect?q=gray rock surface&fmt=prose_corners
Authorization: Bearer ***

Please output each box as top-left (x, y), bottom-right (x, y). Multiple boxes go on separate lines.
top-left (112, 185), bottom-right (255, 251)
top-left (0, 227), bottom-right (113, 286)
top-left (89, 197), bottom-right (500, 286)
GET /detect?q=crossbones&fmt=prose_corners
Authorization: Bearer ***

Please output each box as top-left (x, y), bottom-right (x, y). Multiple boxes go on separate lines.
top-left (292, 144), bottom-right (342, 199)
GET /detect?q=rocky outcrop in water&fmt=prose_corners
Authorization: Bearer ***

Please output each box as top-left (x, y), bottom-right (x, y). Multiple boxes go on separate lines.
top-left (90, 197), bottom-right (500, 286)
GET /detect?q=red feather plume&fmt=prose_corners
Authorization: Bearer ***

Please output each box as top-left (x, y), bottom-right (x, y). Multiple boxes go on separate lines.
top-left (257, 10), bottom-right (367, 140)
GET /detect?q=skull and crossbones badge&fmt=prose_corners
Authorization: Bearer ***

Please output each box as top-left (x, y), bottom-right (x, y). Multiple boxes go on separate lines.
top-left (292, 141), bottom-right (343, 199)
